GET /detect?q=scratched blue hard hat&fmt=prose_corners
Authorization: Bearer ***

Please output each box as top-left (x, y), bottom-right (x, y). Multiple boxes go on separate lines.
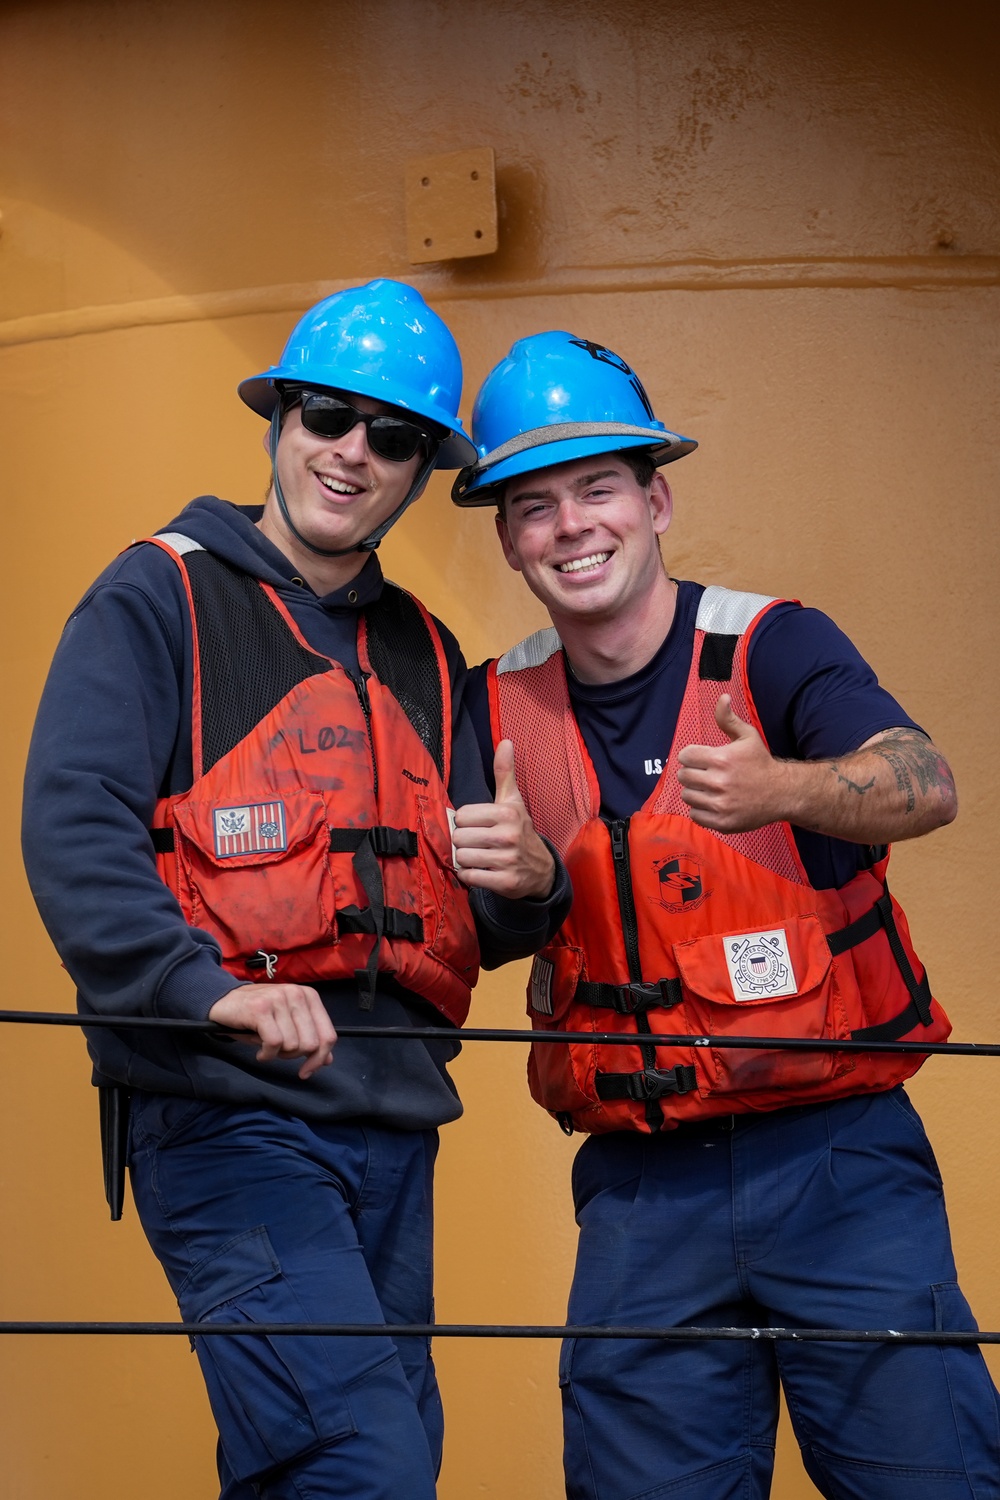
top-left (239, 279), bottom-right (476, 469)
top-left (451, 331), bottom-right (697, 505)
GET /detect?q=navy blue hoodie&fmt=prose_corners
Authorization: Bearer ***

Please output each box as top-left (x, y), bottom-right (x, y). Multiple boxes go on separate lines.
top-left (22, 498), bottom-right (571, 1128)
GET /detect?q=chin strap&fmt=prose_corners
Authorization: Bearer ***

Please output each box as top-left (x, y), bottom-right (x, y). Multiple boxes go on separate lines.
top-left (268, 408), bottom-right (438, 557)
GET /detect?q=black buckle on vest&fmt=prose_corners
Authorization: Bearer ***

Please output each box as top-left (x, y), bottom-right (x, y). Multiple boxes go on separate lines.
top-left (627, 979), bottom-right (683, 1014)
top-left (327, 826), bottom-right (419, 1011)
top-left (595, 1065), bottom-right (698, 1102)
top-left (576, 977), bottom-right (683, 1015)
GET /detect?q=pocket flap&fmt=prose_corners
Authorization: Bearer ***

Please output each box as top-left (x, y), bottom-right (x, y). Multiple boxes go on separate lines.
top-left (178, 1225), bottom-right (280, 1320)
top-left (172, 789), bottom-right (328, 867)
top-left (674, 913), bottom-right (832, 1006)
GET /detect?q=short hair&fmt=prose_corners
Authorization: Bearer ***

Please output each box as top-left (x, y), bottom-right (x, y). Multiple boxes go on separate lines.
top-left (496, 446), bottom-right (659, 517)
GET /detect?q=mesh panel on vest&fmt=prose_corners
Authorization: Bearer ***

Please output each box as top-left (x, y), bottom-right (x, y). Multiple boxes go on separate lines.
top-left (186, 553), bottom-right (330, 774)
top-left (364, 585), bottom-right (445, 780)
top-left (496, 656), bottom-right (595, 859)
top-left (651, 625), bottom-right (805, 883)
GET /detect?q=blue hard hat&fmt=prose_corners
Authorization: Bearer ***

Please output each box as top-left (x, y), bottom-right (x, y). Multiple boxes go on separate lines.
top-left (239, 279), bottom-right (476, 469)
top-left (451, 331), bottom-right (697, 505)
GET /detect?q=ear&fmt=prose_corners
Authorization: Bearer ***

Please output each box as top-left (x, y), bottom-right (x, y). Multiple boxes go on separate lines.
top-left (261, 426), bottom-right (272, 457)
top-left (495, 511), bottom-right (523, 573)
top-left (649, 472), bottom-right (673, 536)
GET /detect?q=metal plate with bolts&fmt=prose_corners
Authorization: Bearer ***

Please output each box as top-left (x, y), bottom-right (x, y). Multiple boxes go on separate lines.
top-left (405, 147), bottom-right (497, 264)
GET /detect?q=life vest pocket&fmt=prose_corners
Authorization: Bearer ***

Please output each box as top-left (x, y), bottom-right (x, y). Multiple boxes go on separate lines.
top-left (168, 789), bottom-right (337, 962)
top-left (672, 912), bottom-right (855, 1099)
top-left (527, 948), bottom-right (612, 1115)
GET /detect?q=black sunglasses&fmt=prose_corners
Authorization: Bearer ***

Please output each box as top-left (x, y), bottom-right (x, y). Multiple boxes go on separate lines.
top-left (282, 388), bottom-right (435, 464)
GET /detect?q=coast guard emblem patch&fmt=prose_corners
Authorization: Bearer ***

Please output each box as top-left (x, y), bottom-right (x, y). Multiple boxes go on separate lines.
top-left (724, 929), bottom-right (797, 1001)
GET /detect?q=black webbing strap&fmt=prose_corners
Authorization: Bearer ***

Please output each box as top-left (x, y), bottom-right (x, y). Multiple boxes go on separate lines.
top-left (150, 828), bottom-right (174, 853)
top-left (329, 826), bottom-right (418, 857)
top-left (337, 905), bottom-right (423, 943)
top-left (826, 894), bottom-right (887, 956)
top-left (349, 833), bottom-right (386, 1012)
top-left (851, 998), bottom-right (930, 1045)
top-left (576, 978), bottom-right (683, 1014)
top-left (595, 1065), bottom-right (698, 1102)
top-left (330, 825), bottom-right (420, 1008)
top-left (826, 887), bottom-right (934, 1036)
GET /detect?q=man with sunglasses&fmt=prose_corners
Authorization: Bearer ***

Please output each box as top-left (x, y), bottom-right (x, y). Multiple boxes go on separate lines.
top-left (22, 280), bottom-right (569, 1500)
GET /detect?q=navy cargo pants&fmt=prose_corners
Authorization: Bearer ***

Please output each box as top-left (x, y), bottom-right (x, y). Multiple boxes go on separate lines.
top-left (562, 1088), bottom-right (1000, 1500)
top-left (129, 1095), bottom-right (441, 1500)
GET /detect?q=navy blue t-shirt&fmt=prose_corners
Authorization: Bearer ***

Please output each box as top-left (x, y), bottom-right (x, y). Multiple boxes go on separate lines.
top-left (465, 581), bottom-right (921, 891)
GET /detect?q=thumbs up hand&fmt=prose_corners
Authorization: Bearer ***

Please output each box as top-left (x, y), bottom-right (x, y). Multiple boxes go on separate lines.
top-left (676, 694), bottom-right (790, 832)
top-left (452, 740), bottom-right (556, 898)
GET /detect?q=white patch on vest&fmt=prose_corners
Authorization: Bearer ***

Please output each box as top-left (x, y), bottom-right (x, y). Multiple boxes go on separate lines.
top-left (529, 955), bottom-right (555, 1015)
top-left (695, 585), bottom-right (776, 637)
top-left (213, 801), bottom-right (288, 858)
top-left (154, 531), bottom-right (206, 556)
top-left (723, 929), bottom-right (797, 1001)
top-left (496, 627), bottom-right (562, 674)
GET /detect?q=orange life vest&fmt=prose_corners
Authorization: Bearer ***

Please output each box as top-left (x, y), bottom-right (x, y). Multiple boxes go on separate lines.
top-left (489, 585), bottom-right (951, 1133)
top-left (148, 533), bottom-right (479, 1024)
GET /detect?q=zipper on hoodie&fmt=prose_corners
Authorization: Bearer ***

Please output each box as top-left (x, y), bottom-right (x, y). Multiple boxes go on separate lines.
top-left (606, 816), bottom-right (663, 1131)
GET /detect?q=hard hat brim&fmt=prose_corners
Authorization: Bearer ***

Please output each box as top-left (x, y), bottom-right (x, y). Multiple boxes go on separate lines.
top-left (451, 429), bottom-right (697, 507)
top-left (238, 369), bottom-right (477, 470)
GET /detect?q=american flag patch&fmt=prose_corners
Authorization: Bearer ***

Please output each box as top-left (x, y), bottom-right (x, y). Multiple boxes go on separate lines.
top-left (529, 955), bottom-right (555, 1015)
top-left (213, 801), bottom-right (288, 858)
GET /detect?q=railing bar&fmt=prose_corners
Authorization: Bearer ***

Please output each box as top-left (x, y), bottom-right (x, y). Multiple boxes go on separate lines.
top-left (1, 1011), bottom-right (998, 1057)
top-left (0, 1321), bottom-right (996, 1344)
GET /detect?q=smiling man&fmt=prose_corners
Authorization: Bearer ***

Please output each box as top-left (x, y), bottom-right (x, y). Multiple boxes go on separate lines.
top-left (21, 282), bottom-right (568, 1500)
top-left (454, 331), bottom-right (1000, 1500)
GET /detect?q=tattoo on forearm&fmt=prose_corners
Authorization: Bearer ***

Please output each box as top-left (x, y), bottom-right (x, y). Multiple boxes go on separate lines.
top-left (865, 729), bottom-right (956, 816)
top-left (832, 767), bottom-right (876, 796)
top-left (877, 749), bottom-right (916, 813)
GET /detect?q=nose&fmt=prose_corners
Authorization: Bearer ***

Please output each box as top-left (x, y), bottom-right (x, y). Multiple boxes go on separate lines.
top-left (330, 419), bottom-right (370, 465)
top-left (554, 496), bottom-right (593, 538)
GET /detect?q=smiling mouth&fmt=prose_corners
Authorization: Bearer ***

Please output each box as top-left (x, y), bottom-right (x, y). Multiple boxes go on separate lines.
top-left (556, 551), bottom-right (612, 574)
top-left (316, 473), bottom-right (365, 497)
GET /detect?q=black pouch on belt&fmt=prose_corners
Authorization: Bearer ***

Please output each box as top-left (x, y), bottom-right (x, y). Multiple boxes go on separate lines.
top-left (98, 1084), bottom-right (130, 1221)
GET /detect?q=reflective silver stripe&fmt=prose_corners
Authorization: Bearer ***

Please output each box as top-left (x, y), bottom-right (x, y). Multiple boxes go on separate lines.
top-left (695, 585), bottom-right (776, 636)
top-left (473, 420), bottom-right (682, 472)
top-left (154, 531), bottom-right (206, 556)
top-left (496, 627), bottom-right (562, 675)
